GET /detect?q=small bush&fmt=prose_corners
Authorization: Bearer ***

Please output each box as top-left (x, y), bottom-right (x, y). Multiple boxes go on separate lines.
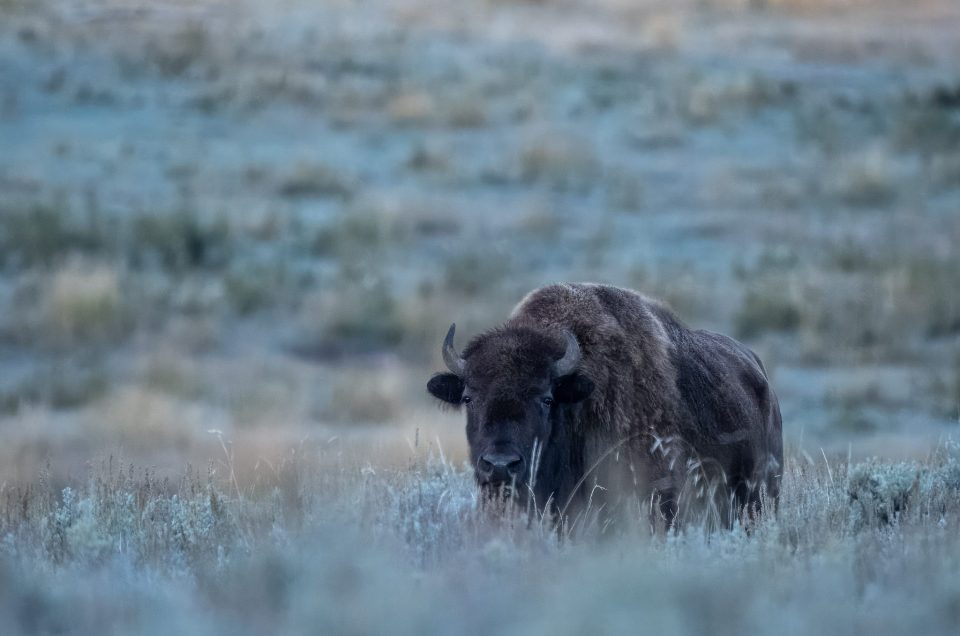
top-left (848, 460), bottom-right (919, 528)
top-left (129, 211), bottom-right (232, 271)
top-left (0, 358), bottom-right (109, 413)
top-left (440, 94), bottom-right (487, 128)
top-left (42, 262), bottom-right (129, 346)
top-left (223, 262), bottom-right (287, 315)
top-left (316, 366), bottom-right (408, 424)
top-left (386, 92), bottom-right (436, 126)
top-left (831, 405), bottom-right (879, 434)
top-left (0, 206), bottom-right (112, 269)
top-left (828, 146), bottom-right (899, 208)
top-left (735, 285), bottom-right (803, 339)
top-left (903, 255), bottom-right (960, 338)
top-left (311, 211), bottom-right (397, 255)
top-left (518, 132), bottom-right (600, 192)
top-left (311, 200), bottom-right (460, 257)
top-left (405, 142), bottom-right (452, 173)
top-left (0, 0), bottom-right (34, 13)
top-left (928, 153), bottom-right (960, 189)
top-left (276, 162), bottom-right (357, 199)
top-left (683, 72), bottom-right (794, 125)
top-left (892, 103), bottom-right (960, 155)
top-left (442, 250), bottom-right (512, 298)
top-left (0, 206), bottom-right (236, 274)
top-left (604, 168), bottom-right (645, 212)
top-left (148, 22), bottom-right (210, 78)
top-left (295, 282), bottom-right (407, 356)
top-left (825, 238), bottom-right (879, 273)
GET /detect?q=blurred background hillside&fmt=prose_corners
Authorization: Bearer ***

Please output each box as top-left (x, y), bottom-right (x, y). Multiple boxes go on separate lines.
top-left (1, 0), bottom-right (958, 484)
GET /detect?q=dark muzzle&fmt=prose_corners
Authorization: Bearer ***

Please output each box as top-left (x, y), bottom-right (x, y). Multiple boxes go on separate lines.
top-left (477, 452), bottom-right (525, 485)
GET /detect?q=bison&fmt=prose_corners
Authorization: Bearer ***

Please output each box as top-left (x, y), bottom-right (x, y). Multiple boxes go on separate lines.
top-left (427, 283), bottom-right (782, 530)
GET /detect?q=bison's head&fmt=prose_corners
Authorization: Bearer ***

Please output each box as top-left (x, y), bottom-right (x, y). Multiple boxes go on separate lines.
top-left (427, 323), bottom-right (594, 500)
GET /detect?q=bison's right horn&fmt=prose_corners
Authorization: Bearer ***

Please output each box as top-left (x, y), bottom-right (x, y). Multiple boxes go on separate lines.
top-left (553, 331), bottom-right (581, 376)
top-left (442, 323), bottom-right (466, 376)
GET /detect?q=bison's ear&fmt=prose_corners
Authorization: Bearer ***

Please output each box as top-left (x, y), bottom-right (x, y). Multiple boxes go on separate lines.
top-left (553, 372), bottom-right (594, 403)
top-left (427, 373), bottom-right (465, 405)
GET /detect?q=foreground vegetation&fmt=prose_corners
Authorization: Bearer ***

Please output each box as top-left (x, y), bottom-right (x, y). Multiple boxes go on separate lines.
top-left (1, 442), bottom-right (960, 635)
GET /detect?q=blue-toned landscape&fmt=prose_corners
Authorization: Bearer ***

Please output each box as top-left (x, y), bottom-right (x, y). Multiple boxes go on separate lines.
top-left (1, 1), bottom-right (959, 633)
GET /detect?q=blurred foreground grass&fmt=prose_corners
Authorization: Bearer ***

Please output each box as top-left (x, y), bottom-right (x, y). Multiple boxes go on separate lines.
top-left (1, 442), bottom-right (960, 635)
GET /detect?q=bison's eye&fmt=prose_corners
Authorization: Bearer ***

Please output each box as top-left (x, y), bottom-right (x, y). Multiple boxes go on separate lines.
top-left (461, 396), bottom-right (472, 405)
top-left (541, 396), bottom-right (554, 406)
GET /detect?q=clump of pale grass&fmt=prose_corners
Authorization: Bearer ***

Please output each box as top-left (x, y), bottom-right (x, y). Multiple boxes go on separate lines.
top-left (386, 91), bottom-right (436, 125)
top-left (828, 145), bottom-right (901, 207)
top-left (636, 12), bottom-right (683, 51)
top-left (42, 261), bottom-right (129, 346)
top-left (294, 282), bottom-right (407, 356)
top-left (517, 131), bottom-right (601, 192)
top-left (0, 205), bottom-right (111, 269)
top-left (684, 72), bottom-right (791, 124)
top-left (848, 444), bottom-right (960, 530)
top-left (276, 161), bottom-right (357, 199)
top-left (848, 460), bottom-right (919, 528)
top-left (386, 88), bottom-right (485, 129)
top-left (312, 364), bottom-right (410, 424)
top-left (734, 281), bottom-right (804, 339)
top-left (929, 153), bottom-right (960, 189)
top-left (310, 197), bottom-right (462, 258)
top-left (441, 249), bottom-right (514, 297)
top-left (146, 21), bottom-right (211, 79)
top-left (87, 386), bottom-right (209, 450)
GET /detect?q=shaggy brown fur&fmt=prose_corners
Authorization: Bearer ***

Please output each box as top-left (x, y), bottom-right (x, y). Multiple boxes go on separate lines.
top-left (428, 283), bottom-right (783, 530)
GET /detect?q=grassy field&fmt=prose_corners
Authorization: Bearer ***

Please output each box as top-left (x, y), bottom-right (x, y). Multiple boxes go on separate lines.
top-left (1, 0), bottom-right (959, 633)
top-left (1, 443), bottom-right (960, 634)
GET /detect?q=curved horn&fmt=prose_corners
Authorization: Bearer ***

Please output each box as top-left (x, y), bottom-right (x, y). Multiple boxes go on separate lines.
top-left (442, 323), bottom-right (466, 376)
top-left (553, 331), bottom-right (581, 376)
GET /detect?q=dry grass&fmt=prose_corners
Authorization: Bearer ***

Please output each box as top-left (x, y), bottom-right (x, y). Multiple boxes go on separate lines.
top-left (146, 21), bottom-right (211, 78)
top-left (386, 91), bottom-right (437, 125)
top-left (317, 364), bottom-right (412, 424)
top-left (0, 439), bottom-right (958, 634)
top-left (294, 283), bottom-right (408, 355)
top-left (683, 72), bottom-right (791, 125)
top-left (276, 162), bottom-right (357, 200)
top-left (517, 130), bottom-right (601, 192)
top-left (735, 281), bottom-right (803, 339)
top-left (42, 262), bottom-right (128, 346)
top-left (828, 145), bottom-right (901, 208)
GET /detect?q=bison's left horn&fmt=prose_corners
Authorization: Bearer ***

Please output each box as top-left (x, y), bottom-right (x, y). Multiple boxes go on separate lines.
top-left (442, 323), bottom-right (466, 376)
top-left (553, 331), bottom-right (581, 376)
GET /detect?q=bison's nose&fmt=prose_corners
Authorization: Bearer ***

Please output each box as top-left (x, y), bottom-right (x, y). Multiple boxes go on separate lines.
top-left (478, 452), bottom-right (525, 484)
